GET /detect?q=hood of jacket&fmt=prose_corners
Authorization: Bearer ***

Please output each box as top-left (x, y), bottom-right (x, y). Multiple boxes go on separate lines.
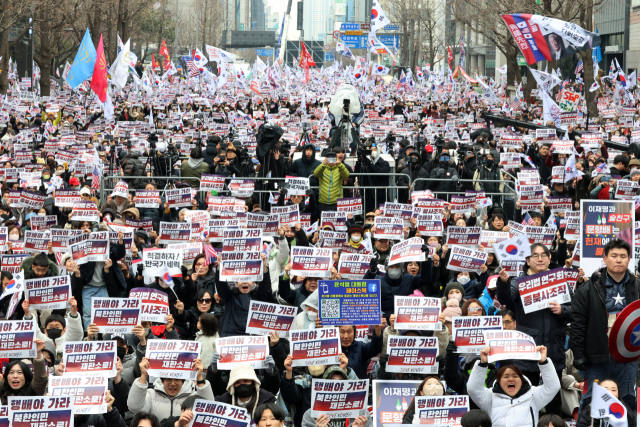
top-left (152, 377), bottom-right (194, 398)
top-left (491, 372), bottom-right (532, 400)
top-left (20, 256), bottom-right (59, 280)
top-left (301, 144), bottom-right (317, 165)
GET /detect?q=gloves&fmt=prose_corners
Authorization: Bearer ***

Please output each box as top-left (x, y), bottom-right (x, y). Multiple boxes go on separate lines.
top-left (446, 340), bottom-right (458, 355)
top-left (369, 254), bottom-right (379, 272)
top-left (181, 265), bottom-right (188, 278)
top-left (263, 355), bottom-right (276, 375)
top-left (137, 264), bottom-right (144, 276)
top-left (305, 188), bottom-right (314, 196)
top-left (452, 175), bottom-right (459, 182)
top-left (421, 245), bottom-right (430, 255)
top-left (572, 358), bottom-right (586, 371)
top-left (378, 354), bottom-right (389, 369)
top-left (210, 353), bottom-right (221, 372)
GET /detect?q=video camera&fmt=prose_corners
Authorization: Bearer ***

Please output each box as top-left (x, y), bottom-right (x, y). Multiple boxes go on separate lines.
top-left (343, 99), bottom-right (350, 116)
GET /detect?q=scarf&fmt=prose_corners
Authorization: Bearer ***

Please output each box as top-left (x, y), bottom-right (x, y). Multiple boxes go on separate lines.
top-left (188, 157), bottom-right (204, 169)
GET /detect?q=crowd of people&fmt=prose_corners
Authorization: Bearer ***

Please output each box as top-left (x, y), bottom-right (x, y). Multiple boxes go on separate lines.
top-left (0, 58), bottom-right (637, 427)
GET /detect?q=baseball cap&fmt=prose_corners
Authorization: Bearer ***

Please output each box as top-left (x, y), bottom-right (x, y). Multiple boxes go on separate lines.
top-left (69, 177), bottom-right (80, 186)
top-left (79, 188), bottom-right (91, 195)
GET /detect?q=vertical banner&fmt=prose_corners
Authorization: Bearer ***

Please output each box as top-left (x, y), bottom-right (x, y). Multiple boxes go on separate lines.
top-left (580, 200), bottom-right (634, 277)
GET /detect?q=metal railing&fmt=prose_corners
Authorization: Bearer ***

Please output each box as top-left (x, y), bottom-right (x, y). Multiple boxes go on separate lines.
top-left (411, 177), bottom-right (518, 202)
top-left (99, 175), bottom-right (199, 205)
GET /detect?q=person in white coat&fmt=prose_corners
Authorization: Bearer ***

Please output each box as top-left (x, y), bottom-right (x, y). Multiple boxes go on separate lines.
top-left (467, 345), bottom-right (561, 427)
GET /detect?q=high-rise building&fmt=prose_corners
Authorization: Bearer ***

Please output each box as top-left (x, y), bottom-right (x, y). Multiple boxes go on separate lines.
top-left (251, 0), bottom-right (265, 30)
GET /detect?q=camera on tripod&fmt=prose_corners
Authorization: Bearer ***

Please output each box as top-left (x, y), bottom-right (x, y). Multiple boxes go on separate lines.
top-left (343, 99), bottom-right (350, 115)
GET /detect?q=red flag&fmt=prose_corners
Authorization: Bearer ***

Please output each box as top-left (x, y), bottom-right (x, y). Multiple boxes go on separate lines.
top-left (447, 46), bottom-right (453, 69)
top-left (152, 53), bottom-right (159, 70)
top-left (159, 39), bottom-right (170, 67)
top-left (299, 41), bottom-right (316, 83)
top-left (90, 34), bottom-right (108, 102)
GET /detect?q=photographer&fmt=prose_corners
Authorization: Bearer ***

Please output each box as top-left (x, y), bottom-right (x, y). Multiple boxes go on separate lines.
top-left (180, 146), bottom-right (210, 188)
top-left (288, 144), bottom-right (320, 190)
top-left (458, 147), bottom-right (478, 192)
top-left (427, 150), bottom-right (459, 199)
top-left (313, 152), bottom-right (350, 212)
top-left (397, 152), bottom-right (428, 204)
top-left (472, 153), bottom-right (504, 203)
top-left (228, 143), bottom-right (256, 178)
top-left (355, 141), bottom-right (390, 214)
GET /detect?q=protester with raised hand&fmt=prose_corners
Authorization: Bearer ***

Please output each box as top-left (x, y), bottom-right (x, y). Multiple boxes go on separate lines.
top-left (22, 296), bottom-right (83, 354)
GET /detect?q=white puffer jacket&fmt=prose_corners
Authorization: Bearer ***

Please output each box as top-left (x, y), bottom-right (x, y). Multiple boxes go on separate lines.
top-left (467, 359), bottom-right (560, 427)
top-left (127, 377), bottom-right (214, 420)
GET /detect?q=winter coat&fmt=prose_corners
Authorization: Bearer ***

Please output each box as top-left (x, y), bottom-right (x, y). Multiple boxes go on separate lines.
top-left (363, 260), bottom-right (433, 315)
top-left (301, 408), bottom-right (372, 427)
top-left (217, 273), bottom-right (272, 337)
top-left (127, 377), bottom-right (214, 420)
top-left (278, 278), bottom-right (314, 311)
top-left (180, 159), bottom-right (211, 188)
top-left (196, 331), bottom-right (219, 369)
top-left (26, 311), bottom-right (83, 357)
top-left (467, 359), bottom-right (561, 427)
top-left (398, 165), bottom-right (429, 203)
top-left (20, 256), bottom-right (59, 279)
top-left (289, 146), bottom-right (321, 190)
top-left (427, 164), bottom-right (458, 197)
top-left (214, 363), bottom-right (277, 418)
top-left (120, 151), bottom-right (145, 189)
top-left (495, 266), bottom-right (571, 372)
top-left (570, 267), bottom-right (640, 365)
top-left (73, 408), bottom-right (128, 427)
top-left (203, 140), bottom-right (218, 169)
top-left (342, 333), bottom-right (383, 379)
top-left (71, 242), bottom-right (127, 300)
top-left (355, 155), bottom-right (391, 214)
top-left (473, 164), bottom-right (504, 194)
top-left (313, 162), bottom-right (350, 205)
top-left (444, 347), bottom-right (498, 410)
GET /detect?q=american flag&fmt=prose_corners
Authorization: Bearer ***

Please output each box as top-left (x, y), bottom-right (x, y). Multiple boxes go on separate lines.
top-left (522, 212), bottom-right (535, 226)
top-left (91, 165), bottom-right (101, 194)
top-left (509, 97), bottom-right (522, 111)
top-left (575, 60), bottom-right (584, 74)
top-left (186, 56), bottom-right (199, 78)
top-left (202, 243), bottom-right (218, 266)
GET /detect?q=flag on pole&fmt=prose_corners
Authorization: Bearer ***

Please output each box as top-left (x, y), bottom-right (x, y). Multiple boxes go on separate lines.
top-left (370, 0), bottom-right (391, 33)
top-left (447, 46), bottom-right (453, 70)
top-left (575, 60), bottom-right (584, 74)
top-left (67, 28), bottom-right (97, 89)
top-left (91, 165), bottom-right (101, 194)
top-left (590, 383), bottom-right (628, 427)
top-left (90, 34), bottom-right (108, 102)
top-left (522, 212), bottom-right (535, 226)
top-left (203, 243), bottom-right (218, 266)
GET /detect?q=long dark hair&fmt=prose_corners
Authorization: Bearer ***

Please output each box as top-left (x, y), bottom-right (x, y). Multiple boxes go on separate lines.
top-left (0, 360), bottom-right (34, 404)
top-left (403, 376), bottom-right (443, 419)
top-left (130, 413), bottom-right (160, 427)
top-left (198, 313), bottom-right (218, 337)
top-left (192, 253), bottom-right (213, 276)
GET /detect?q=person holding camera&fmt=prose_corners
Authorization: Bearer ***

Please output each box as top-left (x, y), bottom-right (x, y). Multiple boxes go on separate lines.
top-left (397, 152), bottom-right (428, 204)
top-left (458, 148), bottom-right (478, 192)
top-left (355, 142), bottom-right (390, 215)
top-left (472, 153), bottom-right (503, 202)
top-left (314, 152), bottom-right (350, 212)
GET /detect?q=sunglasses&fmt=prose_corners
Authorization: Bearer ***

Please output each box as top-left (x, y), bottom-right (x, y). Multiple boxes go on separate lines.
top-left (198, 298), bottom-right (212, 304)
top-left (468, 307), bottom-right (483, 313)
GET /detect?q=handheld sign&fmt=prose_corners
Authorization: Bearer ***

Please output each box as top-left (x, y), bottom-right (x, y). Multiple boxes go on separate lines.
top-left (142, 248), bottom-right (184, 277)
top-left (216, 335), bottom-right (269, 370)
top-left (290, 327), bottom-right (342, 367)
top-left (372, 380), bottom-right (422, 427)
top-left (129, 288), bottom-right (170, 323)
top-left (48, 375), bottom-right (108, 414)
top-left (291, 247), bottom-right (332, 278)
top-left (449, 195), bottom-right (475, 214)
top-left (337, 198), bottom-right (363, 215)
top-left (414, 396), bottom-right (469, 427)
top-left (373, 216), bottom-right (404, 240)
top-left (246, 301), bottom-right (296, 336)
top-left (446, 227), bottom-right (481, 247)
top-left (311, 379), bottom-right (369, 419)
top-left (62, 341), bottom-right (117, 377)
top-left (483, 330), bottom-right (541, 362)
top-left (386, 336), bottom-right (439, 374)
top-left (285, 176), bottom-right (310, 196)
top-left (394, 296), bottom-right (441, 331)
top-left (219, 251), bottom-right (264, 282)
top-left (452, 316), bottom-right (503, 353)
top-left (337, 254), bottom-right (373, 279)
top-left (8, 397), bottom-right (73, 427)
top-left (321, 211), bottom-right (347, 231)
top-left (0, 321), bottom-right (36, 358)
top-left (90, 297), bottom-right (141, 333)
top-left (135, 190), bottom-right (160, 208)
top-left (166, 188), bottom-right (192, 208)
top-left (389, 237), bottom-right (425, 266)
top-left (145, 340), bottom-right (202, 380)
top-left (24, 275), bottom-right (70, 310)
top-left (159, 222), bottom-right (191, 244)
top-left (189, 399), bottom-right (249, 427)
top-left (318, 280), bottom-right (381, 326)
top-left (448, 246), bottom-right (488, 273)
top-left (517, 267), bottom-right (571, 314)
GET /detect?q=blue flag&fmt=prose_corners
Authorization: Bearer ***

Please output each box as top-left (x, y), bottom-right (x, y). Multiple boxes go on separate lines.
top-left (67, 28), bottom-right (97, 89)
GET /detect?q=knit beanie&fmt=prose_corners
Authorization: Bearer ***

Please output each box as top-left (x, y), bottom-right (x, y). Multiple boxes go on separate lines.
top-left (443, 282), bottom-right (465, 300)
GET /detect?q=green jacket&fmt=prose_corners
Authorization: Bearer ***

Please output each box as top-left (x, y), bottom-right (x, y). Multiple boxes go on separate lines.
top-left (180, 159), bottom-right (211, 188)
top-left (313, 162), bottom-right (350, 205)
top-left (20, 256), bottom-right (59, 280)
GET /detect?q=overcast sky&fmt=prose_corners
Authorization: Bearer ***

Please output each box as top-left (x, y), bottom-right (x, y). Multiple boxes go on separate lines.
top-left (266, 0), bottom-right (301, 41)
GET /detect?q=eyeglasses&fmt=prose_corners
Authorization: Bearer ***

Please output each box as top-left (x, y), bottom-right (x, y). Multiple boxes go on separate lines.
top-left (503, 320), bottom-right (514, 326)
top-left (468, 307), bottom-right (483, 313)
top-left (529, 253), bottom-right (549, 260)
top-left (198, 298), bottom-right (212, 304)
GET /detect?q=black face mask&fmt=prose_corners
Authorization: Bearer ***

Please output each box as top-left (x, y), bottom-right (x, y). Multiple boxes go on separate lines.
top-left (486, 160), bottom-right (494, 168)
top-left (46, 327), bottom-right (63, 340)
top-left (117, 347), bottom-right (127, 360)
top-left (235, 383), bottom-right (253, 398)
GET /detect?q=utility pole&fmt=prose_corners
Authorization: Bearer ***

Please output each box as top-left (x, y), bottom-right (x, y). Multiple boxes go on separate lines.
top-left (196, 0), bottom-right (200, 51)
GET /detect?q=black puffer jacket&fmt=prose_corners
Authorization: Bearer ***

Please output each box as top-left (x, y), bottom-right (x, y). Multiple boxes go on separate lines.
top-left (495, 263), bottom-right (571, 372)
top-left (570, 268), bottom-right (640, 366)
top-left (289, 144), bottom-right (321, 189)
top-left (203, 139), bottom-right (218, 168)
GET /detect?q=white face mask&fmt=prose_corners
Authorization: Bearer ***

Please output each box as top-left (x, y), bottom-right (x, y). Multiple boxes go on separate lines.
top-left (457, 276), bottom-right (470, 285)
top-left (306, 310), bottom-right (317, 321)
top-left (388, 268), bottom-right (402, 279)
top-left (351, 235), bottom-right (361, 243)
